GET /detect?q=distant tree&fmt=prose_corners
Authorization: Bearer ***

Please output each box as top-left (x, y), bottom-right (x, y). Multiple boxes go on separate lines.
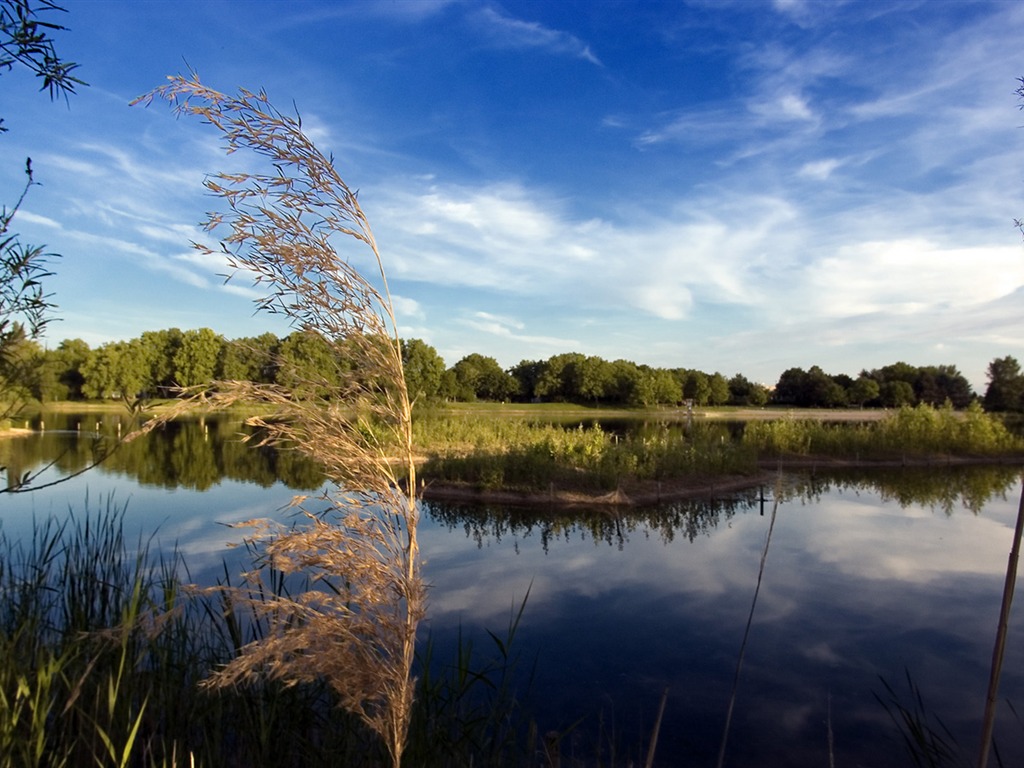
top-left (683, 370), bottom-right (711, 406)
top-left (773, 367), bottom-right (806, 406)
top-left (927, 364), bottom-right (974, 408)
top-left (625, 366), bottom-right (656, 407)
top-left (984, 356), bottom-right (1024, 412)
top-left (401, 338), bottom-right (445, 405)
top-left (508, 359), bottom-right (545, 402)
top-left (863, 361), bottom-right (974, 409)
top-left (275, 329), bottom-right (341, 397)
top-left (534, 352), bottom-right (585, 402)
top-left (576, 355), bottom-right (614, 404)
top-left (81, 340), bottom-right (148, 400)
top-left (808, 367), bottom-right (848, 408)
top-left (140, 328), bottom-right (183, 393)
top-left (173, 327), bottom-right (225, 389)
top-left (438, 367), bottom-right (459, 401)
top-left (54, 337), bottom-right (89, 398)
top-left (728, 373), bottom-right (768, 406)
top-left (847, 375), bottom-right (880, 407)
top-left (450, 353), bottom-right (516, 401)
top-left (879, 380), bottom-right (915, 408)
top-left (219, 332), bottom-right (279, 384)
top-left (0, 321), bottom-right (38, 405)
top-left (650, 367), bottom-right (682, 405)
top-left (600, 360), bottom-right (634, 405)
top-left (708, 372), bottom-right (730, 406)
top-left (30, 337), bottom-right (89, 401)
top-left (29, 344), bottom-right (61, 401)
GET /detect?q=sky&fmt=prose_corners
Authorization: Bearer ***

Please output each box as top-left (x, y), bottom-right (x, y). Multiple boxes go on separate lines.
top-left (2, 0), bottom-right (1024, 391)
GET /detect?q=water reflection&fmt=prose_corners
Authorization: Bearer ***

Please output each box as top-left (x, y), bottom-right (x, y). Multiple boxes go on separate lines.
top-left (1, 413), bottom-right (325, 492)
top-left (2, 416), bottom-right (1024, 765)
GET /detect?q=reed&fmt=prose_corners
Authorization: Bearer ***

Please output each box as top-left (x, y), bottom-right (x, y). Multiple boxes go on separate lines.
top-left (0, 507), bottom-right (559, 767)
top-left (742, 403), bottom-right (1024, 461)
top-left (417, 417), bottom-right (757, 492)
top-left (133, 73), bottom-right (424, 767)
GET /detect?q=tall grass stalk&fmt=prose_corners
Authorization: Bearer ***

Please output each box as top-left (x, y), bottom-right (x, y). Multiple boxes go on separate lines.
top-left (978, 472), bottom-right (1024, 768)
top-left (717, 474), bottom-right (782, 768)
top-left (132, 73), bottom-right (423, 767)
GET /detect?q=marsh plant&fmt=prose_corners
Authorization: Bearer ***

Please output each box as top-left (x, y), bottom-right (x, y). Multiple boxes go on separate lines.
top-left (132, 74), bottom-right (424, 767)
top-left (416, 416), bottom-right (757, 493)
top-left (742, 402), bottom-right (1023, 461)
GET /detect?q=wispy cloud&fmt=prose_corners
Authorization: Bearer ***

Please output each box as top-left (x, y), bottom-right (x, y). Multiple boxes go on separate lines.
top-left (14, 210), bottom-right (62, 229)
top-left (469, 6), bottom-right (601, 65)
top-left (461, 310), bottom-right (577, 350)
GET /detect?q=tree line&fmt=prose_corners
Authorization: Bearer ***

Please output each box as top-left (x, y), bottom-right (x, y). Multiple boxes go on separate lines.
top-left (8, 325), bottom-right (1021, 411)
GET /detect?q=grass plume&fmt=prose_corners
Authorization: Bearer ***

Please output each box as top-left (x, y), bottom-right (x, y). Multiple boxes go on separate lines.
top-left (132, 73), bottom-right (423, 767)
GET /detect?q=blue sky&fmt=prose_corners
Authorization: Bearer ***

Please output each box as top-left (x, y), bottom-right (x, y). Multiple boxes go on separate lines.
top-left (2, 0), bottom-right (1023, 390)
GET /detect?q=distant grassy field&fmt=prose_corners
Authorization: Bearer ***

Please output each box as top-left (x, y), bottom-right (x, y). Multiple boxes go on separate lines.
top-left (422, 401), bottom-right (890, 422)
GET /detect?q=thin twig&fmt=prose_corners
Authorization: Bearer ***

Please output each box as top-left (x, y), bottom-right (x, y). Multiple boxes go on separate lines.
top-left (717, 474), bottom-right (782, 768)
top-left (977, 470), bottom-right (1024, 768)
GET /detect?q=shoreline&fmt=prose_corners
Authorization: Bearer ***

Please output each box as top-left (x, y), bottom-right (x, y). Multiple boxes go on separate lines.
top-left (417, 454), bottom-right (1024, 507)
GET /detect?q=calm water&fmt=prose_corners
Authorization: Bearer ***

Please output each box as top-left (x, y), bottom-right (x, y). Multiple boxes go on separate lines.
top-left (3, 413), bottom-right (1024, 766)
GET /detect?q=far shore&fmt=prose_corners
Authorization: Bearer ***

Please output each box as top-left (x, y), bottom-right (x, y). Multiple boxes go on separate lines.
top-left (417, 454), bottom-right (1024, 507)
top-left (9, 401), bottom-right (1021, 508)
top-left (24, 399), bottom-right (896, 422)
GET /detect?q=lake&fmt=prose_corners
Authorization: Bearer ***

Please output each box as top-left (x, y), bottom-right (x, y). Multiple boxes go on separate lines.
top-left (3, 412), bottom-right (1024, 766)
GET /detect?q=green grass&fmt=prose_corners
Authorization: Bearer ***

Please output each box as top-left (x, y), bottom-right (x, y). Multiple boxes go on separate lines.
top-left (411, 403), bottom-right (1024, 495)
top-left (0, 504), bottom-right (553, 768)
top-left (414, 416), bottom-right (758, 493)
top-left (742, 402), bottom-right (1024, 461)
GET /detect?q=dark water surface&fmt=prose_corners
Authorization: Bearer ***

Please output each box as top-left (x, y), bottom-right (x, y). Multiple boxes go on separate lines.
top-left (3, 413), bottom-right (1024, 766)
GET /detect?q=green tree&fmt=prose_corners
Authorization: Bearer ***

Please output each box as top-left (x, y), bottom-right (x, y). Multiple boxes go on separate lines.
top-left (683, 370), bottom-right (711, 406)
top-left (140, 328), bottom-right (183, 393)
top-left (576, 355), bottom-right (613, 403)
top-left (708, 372), bottom-right (730, 406)
top-left (0, 321), bottom-right (38, 405)
top-left (879, 380), bottom-right (915, 408)
top-left (626, 366), bottom-right (656, 407)
top-left (81, 340), bottom-right (148, 400)
top-left (847, 375), bottom-right (880, 407)
top-left (773, 367), bottom-right (806, 406)
top-left (450, 353), bottom-right (515, 401)
top-left (219, 332), bottom-right (279, 383)
top-left (275, 329), bottom-right (341, 397)
top-left (401, 338), bottom-right (445, 405)
top-left (173, 327), bottom-right (224, 389)
top-left (728, 373), bottom-right (756, 406)
top-left (508, 359), bottom-right (544, 402)
top-left (54, 337), bottom-right (89, 398)
top-left (606, 359), bottom-right (640, 405)
top-left (650, 367), bottom-right (682, 405)
top-left (534, 352), bottom-right (585, 402)
top-left (984, 356), bottom-right (1024, 412)
top-left (806, 366), bottom-right (848, 408)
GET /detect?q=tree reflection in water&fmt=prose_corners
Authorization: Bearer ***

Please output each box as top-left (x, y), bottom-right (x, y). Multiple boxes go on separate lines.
top-left (4, 415), bottom-right (1024, 765)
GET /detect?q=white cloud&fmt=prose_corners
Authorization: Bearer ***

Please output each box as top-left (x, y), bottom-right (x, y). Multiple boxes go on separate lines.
top-left (14, 210), bottom-right (62, 229)
top-left (797, 158), bottom-right (841, 180)
top-left (460, 311), bottom-right (577, 350)
top-left (800, 240), bottom-right (1024, 319)
top-left (470, 6), bottom-right (602, 65)
top-left (472, 310), bottom-right (523, 330)
top-left (391, 294), bottom-right (424, 320)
